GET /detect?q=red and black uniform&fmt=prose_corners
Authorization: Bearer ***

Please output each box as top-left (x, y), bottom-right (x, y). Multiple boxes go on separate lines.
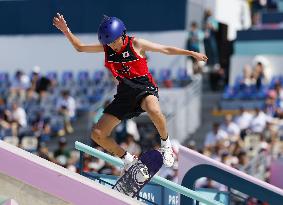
top-left (103, 36), bottom-right (158, 120)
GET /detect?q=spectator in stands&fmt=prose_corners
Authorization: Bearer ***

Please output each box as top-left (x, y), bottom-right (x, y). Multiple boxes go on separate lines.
top-left (264, 90), bottom-right (278, 117)
top-left (56, 90), bottom-right (76, 134)
top-left (274, 81), bottom-right (283, 101)
top-left (30, 66), bottom-right (52, 98)
top-left (234, 107), bottom-right (253, 139)
top-left (236, 150), bottom-right (249, 171)
top-left (186, 140), bottom-right (197, 150)
top-left (250, 0), bottom-right (268, 14)
top-left (0, 109), bottom-right (11, 138)
top-left (249, 108), bottom-right (267, 134)
top-left (25, 87), bottom-right (39, 103)
top-left (221, 151), bottom-right (232, 166)
top-left (37, 142), bottom-right (54, 162)
top-left (87, 157), bottom-right (105, 173)
top-left (262, 121), bottom-right (278, 142)
top-left (251, 12), bottom-right (262, 28)
top-left (18, 120), bottom-right (41, 144)
top-left (39, 119), bottom-right (52, 143)
top-left (187, 22), bottom-right (204, 74)
top-left (253, 62), bottom-right (267, 90)
top-left (54, 137), bottom-right (71, 167)
top-left (9, 70), bottom-right (30, 103)
top-left (204, 122), bottom-right (228, 150)
top-left (125, 119), bottom-right (140, 141)
top-left (202, 9), bottom-right (219, 68)
top-left (269, 82), bottom-right (283, 118)
top-left (120, 133), bottom-right (142, 156)
top-left (23, 87), bottom-right (40, 113)
top-left (221, 114), bottom-right (241, 142)
top-left (240, 65), bottom-right (256, 89)
top-left (6, 101), bottom-right (27, 137)
top-left (202, 10), bottom-right (224, 91)
top-left (114, 119), bottom-right (140, 144)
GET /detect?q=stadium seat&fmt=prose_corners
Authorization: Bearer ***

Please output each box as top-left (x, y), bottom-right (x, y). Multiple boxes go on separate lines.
top-left (61, 71), bottom-right (74, 85)
top-left (177, 68), bottom-right (190, 81)
top-left (176, 68), bottom-right (191, 86)
top-left (92, 70), bottom-right (105, 85)
top-left (269, 76), bottom-right (280, 89)
top-left (0, 72), bottom-right (9, 86)
top-left (159, 68), bottom-right (171, 82)
top-left (77, 71), bottom-right (89, 82)
top-left (46, 71), bottom-right (58, 81)
top-left (222, 85), bottom-right (235, 100)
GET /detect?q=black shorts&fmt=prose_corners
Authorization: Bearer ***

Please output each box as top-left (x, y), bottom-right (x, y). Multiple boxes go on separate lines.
top-left (104, 76), bottom-right (159, 120)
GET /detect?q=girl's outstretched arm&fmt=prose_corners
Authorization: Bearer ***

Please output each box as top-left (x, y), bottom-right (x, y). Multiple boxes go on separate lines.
top-left (135, 38), bottom-right (208, 62)
top-left (53, 13), bottom-right (103, 53)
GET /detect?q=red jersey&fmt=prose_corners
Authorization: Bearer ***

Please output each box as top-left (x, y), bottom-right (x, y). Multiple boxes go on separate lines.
top-left (104, 36), bottom-right (156, 86)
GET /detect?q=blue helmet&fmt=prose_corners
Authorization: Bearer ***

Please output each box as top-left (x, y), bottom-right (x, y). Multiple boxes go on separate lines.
top-left (98, 15), bottom-right (126, 45)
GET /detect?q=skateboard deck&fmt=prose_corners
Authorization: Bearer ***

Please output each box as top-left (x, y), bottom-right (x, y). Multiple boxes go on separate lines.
top-left (113, 150), bottom-right (163, 198)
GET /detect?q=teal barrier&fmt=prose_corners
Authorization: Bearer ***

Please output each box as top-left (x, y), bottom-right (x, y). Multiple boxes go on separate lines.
top-left (0, 196), bottom-right (7, 205)
top-left (75, 141), bottom-right (224, 205)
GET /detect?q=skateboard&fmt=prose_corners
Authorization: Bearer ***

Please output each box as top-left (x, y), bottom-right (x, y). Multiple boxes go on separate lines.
top-left (113, 150), bottom-right (163, 198)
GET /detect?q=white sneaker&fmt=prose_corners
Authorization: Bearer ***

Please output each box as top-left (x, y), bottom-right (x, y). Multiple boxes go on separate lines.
top-left (159, 146), bottom-right (175, 167)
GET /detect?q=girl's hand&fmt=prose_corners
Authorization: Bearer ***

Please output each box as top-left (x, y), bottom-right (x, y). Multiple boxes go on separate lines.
top-left (193, 52), bottom-right (208, 62)
top-left (53, 13), bottom-right (69, 33)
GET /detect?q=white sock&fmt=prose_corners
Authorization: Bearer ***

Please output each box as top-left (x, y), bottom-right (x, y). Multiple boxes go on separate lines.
top-left (161, 136), bottom-right (171, 148)
top-left (121, 152), bottom-right (134, 165)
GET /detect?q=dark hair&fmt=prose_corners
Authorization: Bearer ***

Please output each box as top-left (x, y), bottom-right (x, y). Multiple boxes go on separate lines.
top-left (62, 90), bottom-right (70, 96)
top-left (191, 22), bottom-right (198, 27)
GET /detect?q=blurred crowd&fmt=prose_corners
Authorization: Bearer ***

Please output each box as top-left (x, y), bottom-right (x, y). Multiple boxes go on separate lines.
top-left (187, 1), bottom-right (283, 92)
top-left (187, 9), bottom-right (220, 73)
top-left (0, 67), bottom-right (79, 151)
top-left (194, 105), bottom-right (282, 204)
top-left (223, 58), bottom-right (273, 100)
top-left (248, 0), bottom-right (281, 28)
top-left (31, 118), bottom-right (180, 183)
top-left (186, 9), bottom-right (225, 91)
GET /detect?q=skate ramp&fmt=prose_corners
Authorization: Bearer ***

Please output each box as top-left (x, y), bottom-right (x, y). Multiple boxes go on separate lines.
top-left (0, 172), bottom-right (70, 205)
top-left (0, 141), bottom-right (143, 205)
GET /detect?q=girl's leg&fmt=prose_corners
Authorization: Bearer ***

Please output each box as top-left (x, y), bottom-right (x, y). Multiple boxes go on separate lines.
top-left (141, 95), bottom-right (168, 140)
top-left (141, 95), bottom-right (174, 167)
top-left (91, 113), bottom-right (125, 157)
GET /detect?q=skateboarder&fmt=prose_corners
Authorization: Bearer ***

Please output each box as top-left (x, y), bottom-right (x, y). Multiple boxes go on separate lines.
top-left (53, 14), bottom-right (208, 172)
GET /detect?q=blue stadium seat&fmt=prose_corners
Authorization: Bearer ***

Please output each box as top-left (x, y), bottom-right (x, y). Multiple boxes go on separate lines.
top-left (0, 72), bottom-right (9, 85)
top-left (177, 68), bottom-right (190, 81)
top-left (222, 85), bottom-right (236, 100)
top-left (92, 70), bottom-right (105, 85)
top-left (279, 75), bottom-right (283, 85)
top-left (158, 68), bottom-right (171, 82)
top-left (269, 76), bottom-right (280, 89)
top-left (77, 71), bottom-right (89, 82)
top-left (256, 86), bottom-right (268, 99)
top-left (61, 71), bottom-right (74, 85)
top-left (88, 87), bottom-right (105, 103)
top-left (46, 71), bottom-right (58, 81)
top-left (233, 75), bottom-right (243, 91)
